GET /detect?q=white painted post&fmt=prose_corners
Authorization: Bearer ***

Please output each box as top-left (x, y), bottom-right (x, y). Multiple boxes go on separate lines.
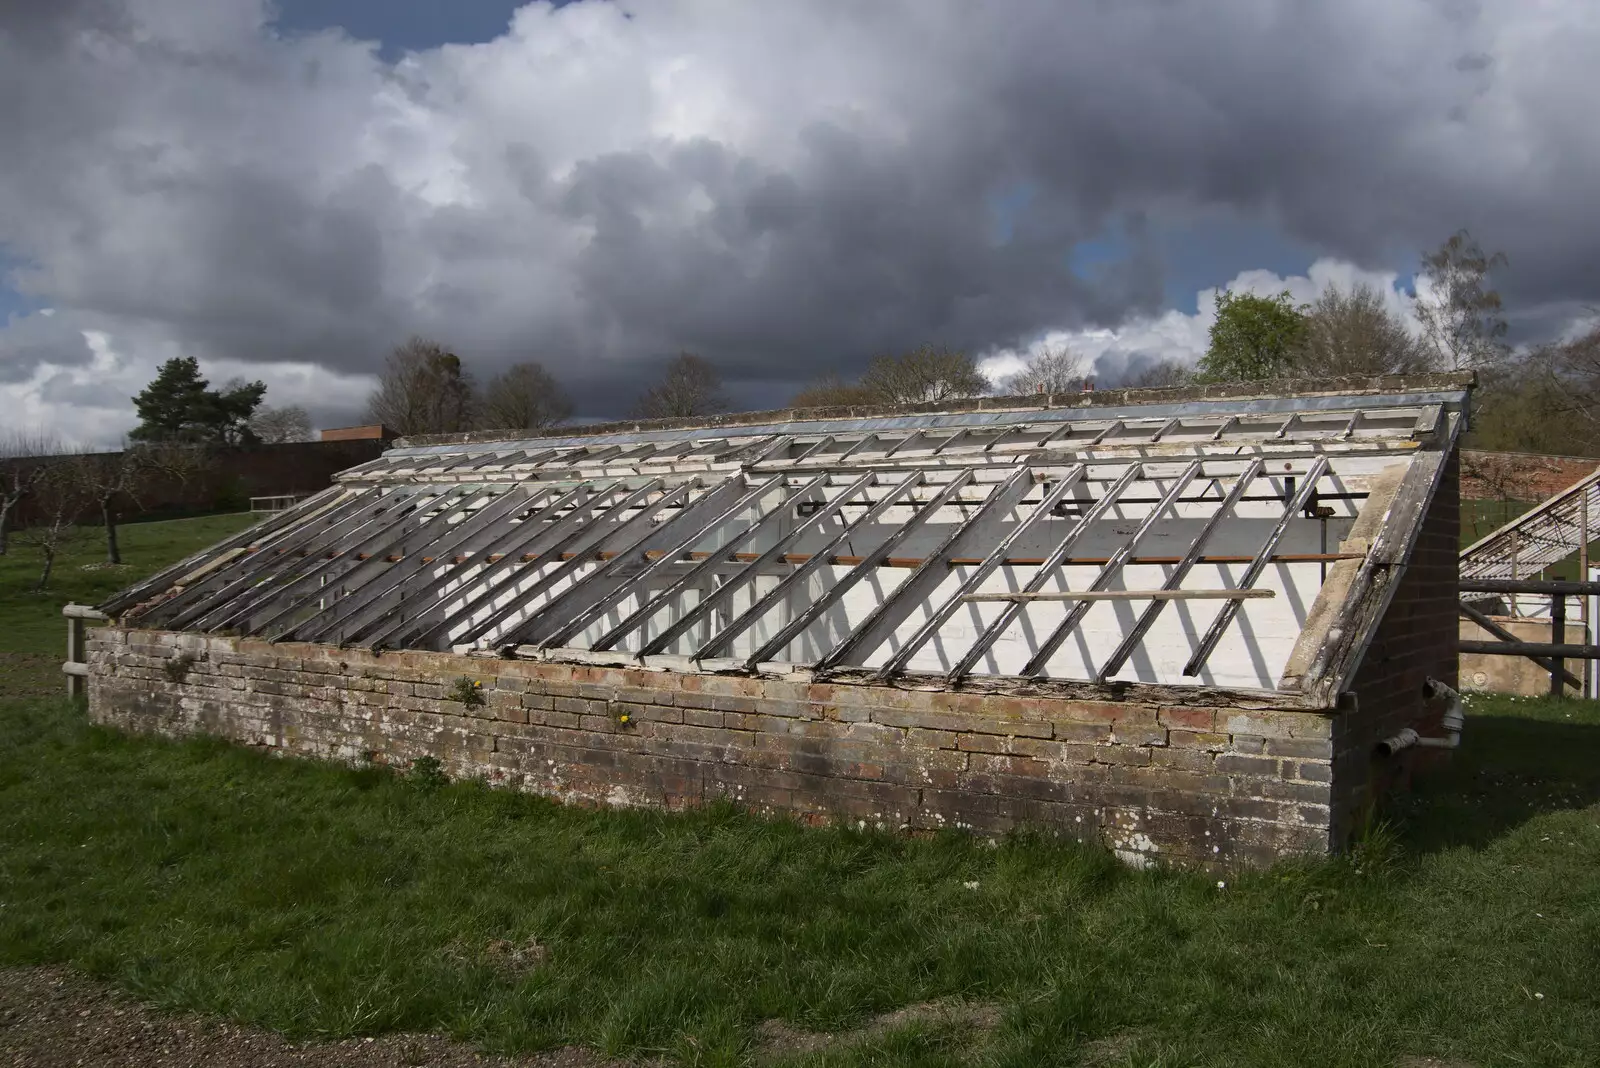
top-left (66, 615), bottom-right (84, 699)
top-left (61, 603), bottom-right (107, 699)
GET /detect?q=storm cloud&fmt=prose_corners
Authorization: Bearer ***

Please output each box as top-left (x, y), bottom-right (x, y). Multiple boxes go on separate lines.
top-left (2, 0), bottom-right (1598, 440)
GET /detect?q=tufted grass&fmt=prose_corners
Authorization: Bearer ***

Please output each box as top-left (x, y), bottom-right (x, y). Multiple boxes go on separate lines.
top-left (1, 515), bottom-right (1599, 1065)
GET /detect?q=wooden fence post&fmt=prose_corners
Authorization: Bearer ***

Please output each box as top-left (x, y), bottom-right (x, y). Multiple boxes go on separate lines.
top-left (66, 615), bottom-right (85, 699)
top-left (61, 603), bottom-right (107, 700)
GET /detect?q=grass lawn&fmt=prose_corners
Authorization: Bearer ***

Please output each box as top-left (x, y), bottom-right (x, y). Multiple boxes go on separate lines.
top-left (0, 512), bottom-right (258, 700)
top-left (2, 517), bottom-right (1599, 1066)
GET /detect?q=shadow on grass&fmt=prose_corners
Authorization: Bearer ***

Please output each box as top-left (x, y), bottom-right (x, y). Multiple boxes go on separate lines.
top-left (1392, 698), bottom-right (1600, 855)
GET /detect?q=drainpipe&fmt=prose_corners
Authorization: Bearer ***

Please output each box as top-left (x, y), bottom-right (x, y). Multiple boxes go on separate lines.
top-left (1375, 677), bottom-right (1465, 757)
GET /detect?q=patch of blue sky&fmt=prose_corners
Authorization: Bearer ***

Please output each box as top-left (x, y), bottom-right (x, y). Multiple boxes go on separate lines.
top-left (0, 251), bottom-right (41, 322)
top-left (1153, 215), bottom-right (1317, 310)
top-left (987, 181), bottom-right (1036, 245)
top-left (269, 0), bottom-right (580, 59)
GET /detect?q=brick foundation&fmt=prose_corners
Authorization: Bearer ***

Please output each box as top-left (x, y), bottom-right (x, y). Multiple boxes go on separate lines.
top-left (1330, 450), bottom-right (1461, 849)
top-left (87, 631), bottom-right (1336, 869)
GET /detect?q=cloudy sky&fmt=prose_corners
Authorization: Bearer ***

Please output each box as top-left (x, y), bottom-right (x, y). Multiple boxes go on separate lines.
top-left (2, 0), bottom-right (1598, 444)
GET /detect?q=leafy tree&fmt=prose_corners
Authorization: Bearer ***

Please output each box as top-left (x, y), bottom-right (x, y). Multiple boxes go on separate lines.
top-left (1001, 346), bottom-right (1085, 395)
top-left (790, 373), bottom-right (880, 408)
top-left (250, 404), bottom-right (314, 443)
top-left (1415, 230), bottom-right (1509, 372)
top-left (365, 337), bottom-right (478, 436)
top-left (1465, 372), bottom-right (1594, 456)
top-left (129, 357), bottom-right (266, 445)
top-left (1196, 290), bottom-right (1307, 382)
top-left (859, 345), bottom-right (989, 404)
top-left (1294, 283), bottom-right (1432, 377)
top-left (631, 353), bottom-right (729, 419)
top-left (482, 362), bottom-right (574, 431)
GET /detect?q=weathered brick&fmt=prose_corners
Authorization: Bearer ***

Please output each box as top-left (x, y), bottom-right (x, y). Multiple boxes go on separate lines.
top-left (1159, 705), bottom-right (1216, 732)
top-left (1214, 752), bottom-right (1282, 778)
top-left (1263, 737), bottom-right (1334, 760)
top-left (678, 703), bottom-right (723, 729)
top-left (1284, 760), bottom-right (1333, 783)
top-left (1169, 730), bottom-right (1230, 750)
top-left (907, 727), bottom-right (958, 750)
top-left (90, 597), bottom-right (1438, 872)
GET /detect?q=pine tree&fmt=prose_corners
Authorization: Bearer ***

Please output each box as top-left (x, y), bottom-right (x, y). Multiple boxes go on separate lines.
top-left (129, 357), bottom-right (266, 445)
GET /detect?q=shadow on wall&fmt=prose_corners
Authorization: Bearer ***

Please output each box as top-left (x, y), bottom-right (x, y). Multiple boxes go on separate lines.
top-left (1392, 697), bottom-right (1600, 856)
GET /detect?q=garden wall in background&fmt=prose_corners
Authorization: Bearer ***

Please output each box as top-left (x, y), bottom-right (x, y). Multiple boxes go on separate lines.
top-left (3, 439), bottom-right (387, 527)
top-left (1460, 450), bottom-right (1600, 503)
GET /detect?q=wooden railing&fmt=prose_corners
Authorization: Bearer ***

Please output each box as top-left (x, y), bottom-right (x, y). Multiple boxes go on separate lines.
top-left (61, 603), bottom-right (108, 699)
top-left (1459, 579), bottom-right (1600, 697)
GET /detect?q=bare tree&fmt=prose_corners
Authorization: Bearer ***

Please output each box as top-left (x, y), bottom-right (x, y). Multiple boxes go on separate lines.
top-left (1538, 320), bottom-right (1600, 440)
top-left (1122, 359), bottom-right (1192, 389)
top-left (859, 345), bottom-right (989, 405)
top-left (790, 373), bottom-right (880, 408)
top-left (0, 430), bottom-right (60, 556)
top-left (14, 456), bottom-right (91, 591)
top-left (631, 353), bottom-right (729, 419)
top-left (1415, 230), bottom-right (1510, 372)
top-left (481, 361), bottom-right (575, 431)
top-left (1000, 346), bottom-right (1085, 395)
top-left (70, 443), bottom-right (205, 565)
top-left (250, 404), bottom-right (314, 443)
top-left (1294, 283), bottom-right (1433, 376)
top-left (365, 337), bottom-right (479, 436)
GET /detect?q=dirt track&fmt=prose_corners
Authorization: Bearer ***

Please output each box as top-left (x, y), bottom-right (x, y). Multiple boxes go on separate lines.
top-left (0, 967), bottom-right (605, 1068)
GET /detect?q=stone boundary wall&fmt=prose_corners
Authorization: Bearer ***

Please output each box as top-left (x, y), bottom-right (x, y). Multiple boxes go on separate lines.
top-left (87, 630), bottom-right (1336, 869)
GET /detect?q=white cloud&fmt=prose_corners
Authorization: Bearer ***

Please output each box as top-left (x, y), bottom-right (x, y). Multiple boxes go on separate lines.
top-left (3, 0), bottom-right (1600, 440)
top-left (1, 323), bottom-right (377, 448)
top-left (979, 258), bottom-right (1423, 387)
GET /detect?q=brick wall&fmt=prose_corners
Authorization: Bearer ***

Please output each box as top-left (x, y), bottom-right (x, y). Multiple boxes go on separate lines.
top-left (1330, 450), bottom-right (1461, 849)
top-left (1460, 449), bottom-right (1598, 502)
top-left (87, 630), bottom-right (1336, 870)
top-left (3, 439), bottom-right (385, 528)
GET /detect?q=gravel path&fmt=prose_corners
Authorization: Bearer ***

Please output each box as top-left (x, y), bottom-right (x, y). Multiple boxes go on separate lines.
top-left (0, 967), bottom-right (608, 1068)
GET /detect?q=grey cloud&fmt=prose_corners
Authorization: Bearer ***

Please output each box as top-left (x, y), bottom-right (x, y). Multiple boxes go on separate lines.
top-left (0, 311), bottom-right (95, 383)
top-left (1, 0), bottom-right (1597, 428)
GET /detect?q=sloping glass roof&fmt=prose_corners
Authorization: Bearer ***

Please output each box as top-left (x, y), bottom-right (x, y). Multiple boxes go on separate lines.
top-left (103, 379), bottom-right (1468, 705)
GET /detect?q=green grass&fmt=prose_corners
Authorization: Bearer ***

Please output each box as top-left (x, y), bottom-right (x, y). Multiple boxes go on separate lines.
top-left (1, 517), bottom-right (1599, 1066)
top-left (0, 512), bottom-right (257, 698)
top-left (1462, 497), bottom-right (1536, 546)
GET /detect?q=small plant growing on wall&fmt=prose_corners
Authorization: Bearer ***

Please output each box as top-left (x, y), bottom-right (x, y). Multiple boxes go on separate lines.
top-left (448, 676), bottom-right (486, 707)
top-left (408, 755), bottom-right (449, 789)
top-left (162, 653), bottom-right (198, 683)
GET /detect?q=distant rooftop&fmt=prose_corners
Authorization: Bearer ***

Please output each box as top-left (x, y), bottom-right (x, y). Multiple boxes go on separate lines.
top-left (320, 424), bottom-right (397, 443)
